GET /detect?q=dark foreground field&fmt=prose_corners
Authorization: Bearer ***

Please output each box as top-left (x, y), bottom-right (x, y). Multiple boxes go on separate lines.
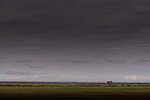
top-left (1, 87), bottom-right (150, 100)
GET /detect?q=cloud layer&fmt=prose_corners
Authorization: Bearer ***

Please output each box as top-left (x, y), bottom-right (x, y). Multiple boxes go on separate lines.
top-left (0, 0), bottom-right (150, 82)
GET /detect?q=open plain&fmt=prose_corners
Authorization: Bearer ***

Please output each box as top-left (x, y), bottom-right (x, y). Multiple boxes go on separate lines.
top-left (0, 83), bottom-right (150, 100)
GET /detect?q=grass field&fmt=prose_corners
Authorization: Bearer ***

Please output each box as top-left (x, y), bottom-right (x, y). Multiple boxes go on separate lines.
top-left (1, 86), bottom-right (150, 100)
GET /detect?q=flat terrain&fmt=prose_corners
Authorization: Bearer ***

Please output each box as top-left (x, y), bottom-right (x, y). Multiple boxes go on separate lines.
top-left (1, 87), bottom-right (150, 100)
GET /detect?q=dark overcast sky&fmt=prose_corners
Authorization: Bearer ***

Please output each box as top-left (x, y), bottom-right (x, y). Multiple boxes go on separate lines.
top-left (0, 0), bottom-right (150, 82)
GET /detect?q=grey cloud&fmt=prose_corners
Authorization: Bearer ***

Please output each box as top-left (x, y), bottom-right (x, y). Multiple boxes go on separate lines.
top-left (57, 60), bottom-right (95, 64)
top-left (13, 60), bottom-right (48, 69)
top-left (15, 60), bottom-right (33, 63)
top-left (4, 71), bottom-right (35, 75)
top-left (105, 59), bottom-right (127, 64)
top-left (138, 59), bottom-right (150, 63)
top-left (25, 63), bottom-right (48, 69)
top-left (3, 70), bottom-right (47, 76)
top-left (28, 66), bottom-right (47, 69)
top-left (0, 0), bottom-right (149, 34)
top-left (0, 57), bottom-right (4, 60)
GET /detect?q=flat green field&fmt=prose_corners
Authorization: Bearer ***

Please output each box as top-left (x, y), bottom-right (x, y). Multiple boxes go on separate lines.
top-left (0, 87), bottom-right (150, 100)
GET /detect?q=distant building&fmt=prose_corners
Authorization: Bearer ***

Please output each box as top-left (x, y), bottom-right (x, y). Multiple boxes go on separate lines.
top-left (106, 81), bottom-right (114, 84)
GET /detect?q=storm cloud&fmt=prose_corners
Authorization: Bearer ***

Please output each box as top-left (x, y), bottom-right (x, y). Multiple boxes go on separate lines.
top-left (0, 0), bottom-right (150, 82)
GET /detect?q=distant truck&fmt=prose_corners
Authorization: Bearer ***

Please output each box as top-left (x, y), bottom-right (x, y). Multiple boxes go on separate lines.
top-left (106, 81), bottom-right (114, 84)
